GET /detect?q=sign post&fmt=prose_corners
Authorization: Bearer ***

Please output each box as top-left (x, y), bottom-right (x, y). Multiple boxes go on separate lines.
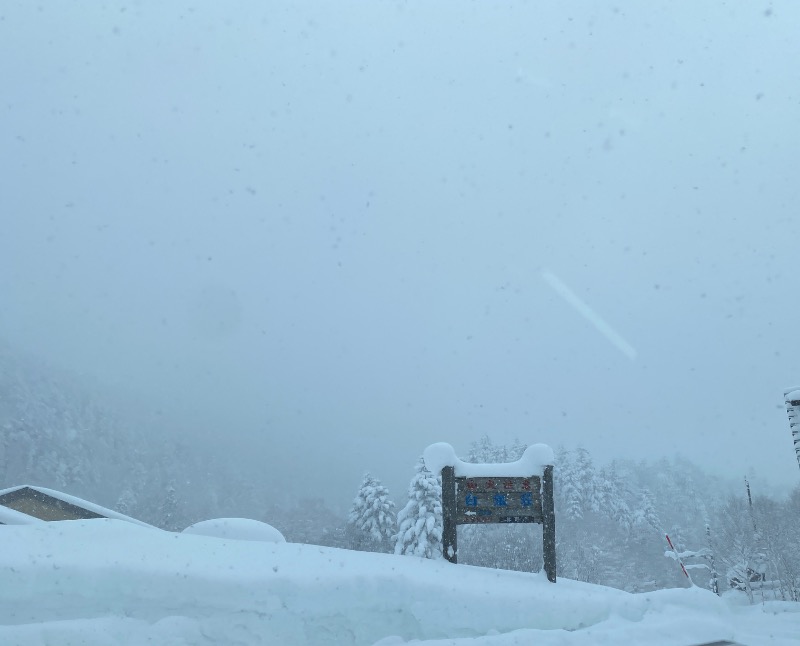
top-left (425, 443), bottom-right (557, 582)
top-left (442, 465), bottom-right (458, 563)
top-left (542, 465), bottom-right (556, 582)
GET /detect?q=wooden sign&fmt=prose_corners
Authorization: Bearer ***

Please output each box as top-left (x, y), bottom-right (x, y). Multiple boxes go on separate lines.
top-left (441, 465), bottom-right (556, 583)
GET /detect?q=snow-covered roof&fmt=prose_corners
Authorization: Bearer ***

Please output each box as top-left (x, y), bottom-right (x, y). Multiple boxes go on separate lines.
top-left (0, 485), bottom-right (157, 528)
top-left (423, 442), bottom-right (554, 477)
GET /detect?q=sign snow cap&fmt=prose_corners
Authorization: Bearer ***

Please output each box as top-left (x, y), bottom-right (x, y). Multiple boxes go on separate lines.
top-left (423, 442), bottom-right (554, 477)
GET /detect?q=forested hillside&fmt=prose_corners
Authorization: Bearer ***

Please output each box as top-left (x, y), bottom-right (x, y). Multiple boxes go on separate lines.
top-left (0, 341), bottom-right (344, 539)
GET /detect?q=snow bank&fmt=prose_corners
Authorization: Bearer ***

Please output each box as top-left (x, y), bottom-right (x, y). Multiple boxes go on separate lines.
top-left (0, 521), bottom-right (797, 646)
top-left (182, 517), bottom-right (286, 542)
top-left (423, 442), bottom-right (554, 477)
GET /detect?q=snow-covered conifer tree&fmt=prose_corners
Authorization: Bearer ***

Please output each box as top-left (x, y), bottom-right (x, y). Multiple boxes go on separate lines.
top-left (596, 465), bottom-right (632, 530)
top-left (597, 463), bottom-right (633, 530)
top-left (633, 488), bottom-right (660, 533)
top-left (115, 487), bottom-right (138, 517)
top-left (347, 473), bottom-right (396, 552)
top-left (574, 447), bottom-right (599, 513)
top-left (507, 437), bottom-right (527, 461)
top-left (467, 435), bottom-right (503, 463)
top-left (467, 435), bottom-right (526, 464)
top-left (558, 450), bottom-right (584, 521)
top-left (159, 480), bottom-right (180, 531)
top-left (394, 457), bottom-right (443, 559)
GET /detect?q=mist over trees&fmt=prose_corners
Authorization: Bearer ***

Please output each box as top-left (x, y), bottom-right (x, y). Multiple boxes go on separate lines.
top-left (0, 341), bottom-right (332, 532)
top-left (1, 342), bottom-right (798, 601)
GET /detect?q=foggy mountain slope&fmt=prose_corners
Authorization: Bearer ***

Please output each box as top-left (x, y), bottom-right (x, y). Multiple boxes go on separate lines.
top-left (0, 339), bottom-right (129, 499)
top-left (0, 339), bottom-right (348, 538)
top-left (0, 339), bottom-right (200, 524)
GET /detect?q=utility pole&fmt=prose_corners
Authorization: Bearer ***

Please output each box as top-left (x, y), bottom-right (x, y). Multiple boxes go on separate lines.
top-left (745, 476), bottom-right (756, 532)
top-left (745, 476), bottom-right (767, 602)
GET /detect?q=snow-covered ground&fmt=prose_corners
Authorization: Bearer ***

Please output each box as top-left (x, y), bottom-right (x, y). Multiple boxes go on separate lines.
top-left (0, 520), bottom-right (797, 646)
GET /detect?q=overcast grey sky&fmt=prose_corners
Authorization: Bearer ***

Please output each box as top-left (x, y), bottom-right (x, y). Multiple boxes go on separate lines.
top-left (2, 1), bottom-right (799, 503)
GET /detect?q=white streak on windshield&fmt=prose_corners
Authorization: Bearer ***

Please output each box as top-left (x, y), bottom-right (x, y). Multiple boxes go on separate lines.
top-left (542, 270), bottom-right (637, 362)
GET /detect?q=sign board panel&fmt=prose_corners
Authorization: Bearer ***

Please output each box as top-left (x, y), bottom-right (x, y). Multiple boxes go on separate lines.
top-left (455, 476), bottom-right (543, 524)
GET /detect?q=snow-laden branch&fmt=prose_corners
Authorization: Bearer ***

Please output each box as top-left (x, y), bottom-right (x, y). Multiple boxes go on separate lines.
top-left (664, 548), bottom-right (712, 561)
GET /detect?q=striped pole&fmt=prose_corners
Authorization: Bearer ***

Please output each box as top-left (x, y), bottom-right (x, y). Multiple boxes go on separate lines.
top-left (666, 534), bottom-right (692, 583)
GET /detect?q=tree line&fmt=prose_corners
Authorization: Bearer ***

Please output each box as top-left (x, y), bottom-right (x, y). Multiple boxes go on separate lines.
top-left (344, 435), bottom-right (800, 601)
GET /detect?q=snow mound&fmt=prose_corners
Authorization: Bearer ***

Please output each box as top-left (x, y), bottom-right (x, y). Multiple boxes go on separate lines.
top-left (424, 442), bottom-right (554, 477)
top-left (0, 521), bottom-right (797, 646)
top-left (182, 517), bottom-right (286, 542)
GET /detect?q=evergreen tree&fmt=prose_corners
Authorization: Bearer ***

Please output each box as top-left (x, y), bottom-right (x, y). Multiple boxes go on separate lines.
top-left (558, 449), bottom-right (584, 521)
top-left (115, 487), bottom-right (138, 517)
top-left (159, 479), bottom-right (180, 531)
top-left (468, 435), bottom-right (503, 463)
top-left (466, 435), bottom-right (527, 464)
top-left (347, 473), bottom-right (396, 552)
top-left (394, 457), bottom-right (443, 559)
top-left (596, 464), bottom-right (632, 530)
top-left (508, 438), bottom-right (527, 461)
top-left (574, 447), bottom-right (598, 514)
top-left (633, 488), bottom-right (661, 534)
